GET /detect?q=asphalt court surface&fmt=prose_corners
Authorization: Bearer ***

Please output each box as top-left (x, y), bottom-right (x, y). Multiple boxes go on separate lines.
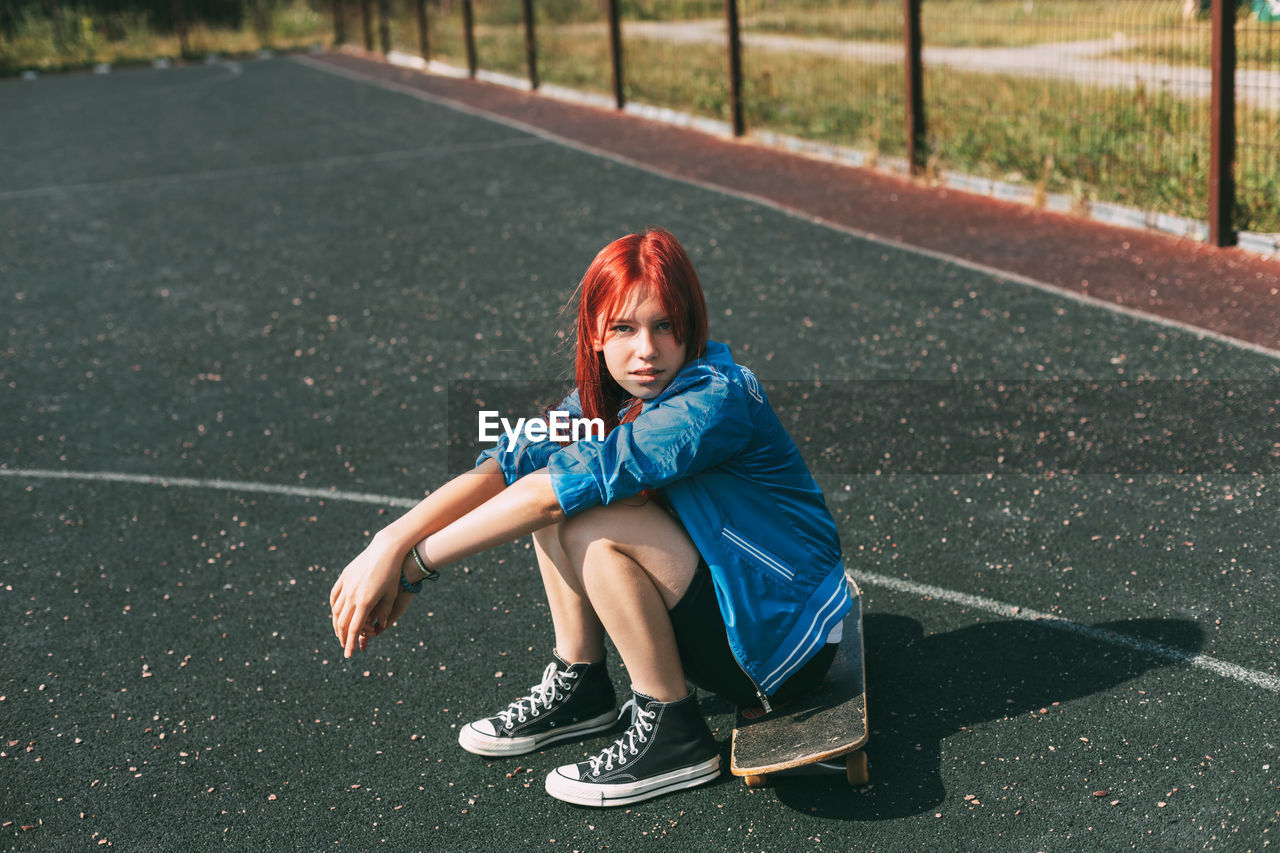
top-left (2, 58), bottom-right (1279, 851)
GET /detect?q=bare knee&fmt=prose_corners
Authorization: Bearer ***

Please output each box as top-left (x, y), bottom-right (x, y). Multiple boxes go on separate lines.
top-left (557, 507), bottom-right (617, 567)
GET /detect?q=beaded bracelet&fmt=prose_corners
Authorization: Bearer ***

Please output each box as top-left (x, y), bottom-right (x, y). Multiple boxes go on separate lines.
top-left (398, 569), bottom-right (423, 595)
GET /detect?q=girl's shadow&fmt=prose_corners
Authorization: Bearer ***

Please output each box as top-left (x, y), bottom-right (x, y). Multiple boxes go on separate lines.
top-left (710, 612), bottom-right (1204, 820)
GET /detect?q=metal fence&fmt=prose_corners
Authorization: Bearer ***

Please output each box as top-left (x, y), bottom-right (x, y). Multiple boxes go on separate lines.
top-left (1237, 5), bottom-right (1280, 234)
top-left (2, 0), bottom-right (1275, 240)
top-left (332, 0), bottom-right (1280, 241)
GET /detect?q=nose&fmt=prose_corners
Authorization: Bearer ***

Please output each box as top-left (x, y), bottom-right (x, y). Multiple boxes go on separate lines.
top-left (636, 328), bottom-right (659, 359)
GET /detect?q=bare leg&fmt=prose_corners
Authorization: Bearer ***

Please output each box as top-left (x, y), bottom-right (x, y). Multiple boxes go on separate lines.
top-left (532, 526), bottom-right (605, 664)
top-left (556, 498), bottom-right (700, 703)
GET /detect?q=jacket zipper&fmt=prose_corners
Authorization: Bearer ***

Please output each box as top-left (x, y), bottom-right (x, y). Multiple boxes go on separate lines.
top-left (735, 657), bottom-right (772, 714)
top-left (719, 526), bottom-right (781, 713)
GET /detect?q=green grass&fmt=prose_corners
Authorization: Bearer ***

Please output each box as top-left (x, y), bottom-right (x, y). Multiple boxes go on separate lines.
top-left (1120, 19), bottom-right (1280, 70)
top-left (926, 72), bottom-right (1210, 217)
top-left (0, 0), bottom-right (331, 74)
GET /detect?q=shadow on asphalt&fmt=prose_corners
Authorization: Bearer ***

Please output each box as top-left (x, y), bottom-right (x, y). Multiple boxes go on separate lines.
top-left (755, 613), bottom-right (1204, 820)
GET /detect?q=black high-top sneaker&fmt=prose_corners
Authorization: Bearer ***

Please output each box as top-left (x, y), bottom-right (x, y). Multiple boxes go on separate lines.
top-left (544, 690), bottom-right (721, 806)
top-left (458, 652), bottom-right (617, 757)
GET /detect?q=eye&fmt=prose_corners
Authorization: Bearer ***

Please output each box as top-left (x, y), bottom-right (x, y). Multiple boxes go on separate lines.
top-left (656, 321), bottom-right (673, 332)
top-left (611, 323), bottom-right (633, 334)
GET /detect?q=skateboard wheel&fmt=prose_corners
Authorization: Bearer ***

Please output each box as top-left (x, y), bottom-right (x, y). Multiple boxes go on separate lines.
top-left (846, 751), bottom-right (869, 785)
top-left (744, 774), bottom-right (769, 789)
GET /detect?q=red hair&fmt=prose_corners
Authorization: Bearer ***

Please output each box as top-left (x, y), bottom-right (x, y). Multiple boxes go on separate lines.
top-left (571, 228), bottom-right (708, 434)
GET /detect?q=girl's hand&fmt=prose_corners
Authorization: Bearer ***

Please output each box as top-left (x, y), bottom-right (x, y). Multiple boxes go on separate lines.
top-left (329, 538), bottom-right (409, 658)
top-left (361, 588), bottom-right (415, 648)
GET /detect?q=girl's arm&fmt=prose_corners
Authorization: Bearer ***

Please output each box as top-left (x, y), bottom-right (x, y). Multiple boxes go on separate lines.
top-left (377, 457), bottom-right (511, 551)
top-left (405, 467), bottom-right (564, 577)
top-left (329, 459), bottom-right (565, 658)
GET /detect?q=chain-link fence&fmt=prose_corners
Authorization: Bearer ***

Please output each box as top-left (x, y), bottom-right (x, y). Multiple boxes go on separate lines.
top-left (925, 2), bottom-right (1215, 225)
top-left (740, 0), bottom-right (905, 162)
top-left (1237, 3), bottom-right (1280, 233)
top-left (345, 0), bottom-right (1275, 238)
top-left (4, 0), bottom-right (1276, 239)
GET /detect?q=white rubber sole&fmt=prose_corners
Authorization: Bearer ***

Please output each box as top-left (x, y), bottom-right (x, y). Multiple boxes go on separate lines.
top-left (457, 709), bottom-right (619, 757)
top-left (544, 755), bottom-right (722, 807)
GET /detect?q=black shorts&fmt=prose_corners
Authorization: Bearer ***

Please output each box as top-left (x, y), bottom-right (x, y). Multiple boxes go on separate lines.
top-left (667, 559), bottom-right (837, 707)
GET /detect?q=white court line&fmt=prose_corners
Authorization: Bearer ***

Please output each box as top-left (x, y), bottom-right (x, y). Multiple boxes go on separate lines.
top-left (850, 570), bottom-right (1280, 693)
top-left (4, 464), bottom-right (1277, 693)
top-left (293, 55), bottom-right (1280, 364)
top-left (0, 137), bottom-right (547, 201)
top-left (0, 466), bottom-right (420, 508)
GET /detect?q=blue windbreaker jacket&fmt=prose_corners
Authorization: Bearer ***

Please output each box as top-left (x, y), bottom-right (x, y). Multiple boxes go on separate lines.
top-left (476, 341), bottom-right (852, 701)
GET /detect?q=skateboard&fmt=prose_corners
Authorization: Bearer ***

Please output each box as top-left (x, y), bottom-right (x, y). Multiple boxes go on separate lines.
top-left (729, 575), bottom-right (868, 788)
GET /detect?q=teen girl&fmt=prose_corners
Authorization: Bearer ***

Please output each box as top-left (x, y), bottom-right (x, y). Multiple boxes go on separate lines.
top-left (329, 228), bottom-right (851, 807)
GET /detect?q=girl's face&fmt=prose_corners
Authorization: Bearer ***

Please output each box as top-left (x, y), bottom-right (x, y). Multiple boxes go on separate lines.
top-left (594, 288), bottom-right (687, 400)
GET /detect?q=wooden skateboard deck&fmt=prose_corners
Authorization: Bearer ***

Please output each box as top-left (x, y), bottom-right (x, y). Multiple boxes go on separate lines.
top-left (729, 577), bottom-right (867, 788)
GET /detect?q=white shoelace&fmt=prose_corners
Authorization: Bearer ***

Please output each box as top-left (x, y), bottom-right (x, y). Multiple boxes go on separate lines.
top-left (588, 698), bottom-right (655, 776)
top-left (496, 663), bottom-right (577, 728)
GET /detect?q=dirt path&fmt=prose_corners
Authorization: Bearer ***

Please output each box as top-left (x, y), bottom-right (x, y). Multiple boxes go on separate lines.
top-left (612, 19), bottom-right (1280, 110)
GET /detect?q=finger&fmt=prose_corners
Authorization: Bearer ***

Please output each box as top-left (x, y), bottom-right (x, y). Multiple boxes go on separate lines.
top-left (373, 597), bottom-right (398, 635)
top-left (380, 597), bottom-right (404, 633)
top-left (335, 599), bottom-right (357, 650)
top-left (331, 581), bottom-right (348, 630)
top-left (344, 602), bottom-right (369, 658)
top-left (387, 593), bottom-right (413, 629)
top-left (331, 592), bottom-right (347, 641)
top-left (370, 598), bottom-right (394, 637)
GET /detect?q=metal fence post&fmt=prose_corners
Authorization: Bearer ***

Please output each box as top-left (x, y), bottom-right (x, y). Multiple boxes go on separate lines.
top-left (333, 0), bottom-right (347, 45)
top-left (1209, 0), bottom-right (1237, 246)
top-left (904, 0), bottom-right (926, 175)
top-left (172, 0), bottom-right (190, 57)
top-left (608, 0), bottom-right (625, 109)
top-left (416, 0), bottom-right (430, 59)
top-left (361, 0), bottom-right (374, 50)
top-left (724, 0), bottom-right (745, 136)
top-left (462, 0), bottom-right (477, 77)
top-left (378, 0), bottom-right (391, 54)
top-left (522, 0), bottom-right (539, 89)
top-left (47, 0), bottom-right (64, 47)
